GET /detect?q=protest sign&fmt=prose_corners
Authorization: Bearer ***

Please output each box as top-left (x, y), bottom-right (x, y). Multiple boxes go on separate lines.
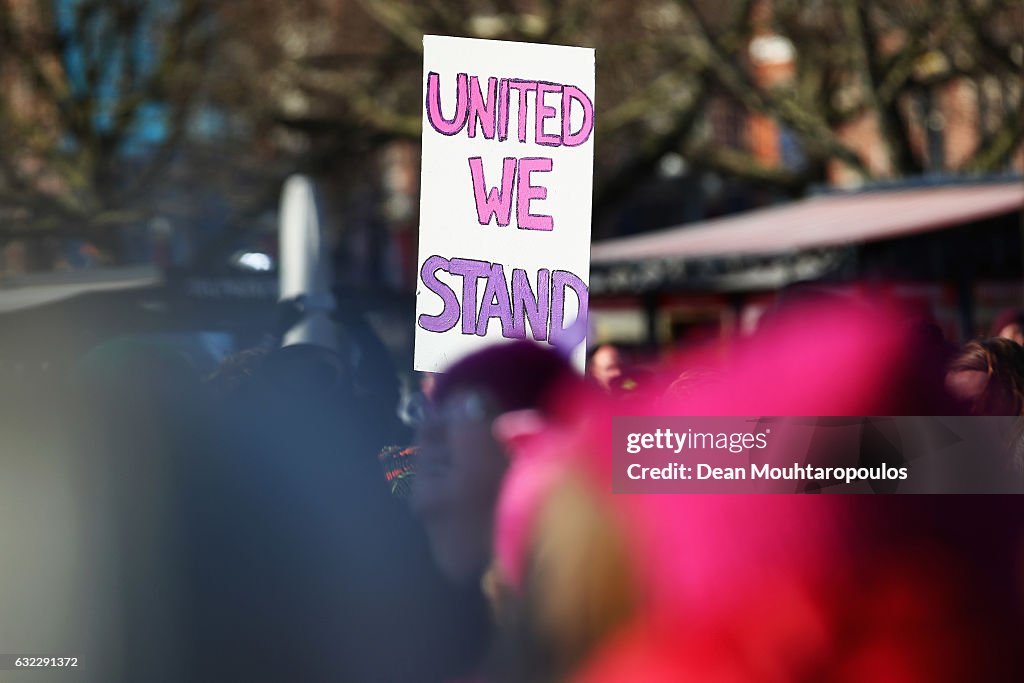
top-left (414, 35), bottom-right (595, 372)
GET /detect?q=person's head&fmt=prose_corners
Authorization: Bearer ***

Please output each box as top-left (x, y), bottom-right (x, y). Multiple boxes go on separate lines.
top-left (587, 344), bottom-right (624, 392)
top-left (990, 309), bottom-right (1024, 345)
top-left (946, 338), bottom-right (1024, 416)
top-left (664, 367), bottom-right (722, 401)
top-left (420, 371), bottom-right (438, 398)
top-left (412, 342), bottom-right (575, 583)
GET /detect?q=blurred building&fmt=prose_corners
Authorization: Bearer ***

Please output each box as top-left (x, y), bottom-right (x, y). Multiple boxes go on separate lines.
top-left (589, 0), bottom-right (1023, 351)
top-left (707, 1), bottom-right (1024, 187)
top-left (590, 178), bottom-right (1024, 349)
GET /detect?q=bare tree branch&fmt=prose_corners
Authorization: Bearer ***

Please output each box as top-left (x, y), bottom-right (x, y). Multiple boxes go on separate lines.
top-left (354, 0), bottom-right (425, 54)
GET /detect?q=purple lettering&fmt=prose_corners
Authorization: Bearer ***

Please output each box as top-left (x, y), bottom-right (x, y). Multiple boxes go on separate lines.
top-left (511, 267), bottom-right (550, 341)
top-left (417, 255), bottom-right (460, 333)
top-left (476, 263), bottom-right (513, 336)
top-left (448, 257), bottom-right (491, 335)
top-left (549, 270), bottom-right (589, 349)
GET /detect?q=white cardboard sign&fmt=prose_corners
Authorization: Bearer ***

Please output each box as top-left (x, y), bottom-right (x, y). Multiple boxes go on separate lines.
top-left (414, 35), bottom-right (595, 372)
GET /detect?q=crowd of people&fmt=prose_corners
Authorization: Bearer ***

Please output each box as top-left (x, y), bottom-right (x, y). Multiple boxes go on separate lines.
top-left (406, 295), bottom-right (1024, 682)
top-left (8, 291), bottom-right (1023, 681)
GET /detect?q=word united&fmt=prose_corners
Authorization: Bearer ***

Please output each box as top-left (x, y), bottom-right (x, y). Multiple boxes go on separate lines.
top-left (424, 74), bottom-right (594, 147)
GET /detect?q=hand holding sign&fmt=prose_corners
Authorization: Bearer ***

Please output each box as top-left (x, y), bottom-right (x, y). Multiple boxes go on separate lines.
top-left (415, 36), bottom-right (595, 372)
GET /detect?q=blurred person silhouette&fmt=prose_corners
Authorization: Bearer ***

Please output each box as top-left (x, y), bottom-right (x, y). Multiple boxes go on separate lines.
top-left (276, 294), bottom-right (408, 439)
top-left (67, 337), bottom-right (204, 682)
top-left (946, 338), bottom-right (1024, 416)
top-left (757, 284), bottom-right (959, 414)
top-left (398, 371), bottom-right (438, 428)
top-left (410, 342), bottom-right (584, 682)
top-left (990, 308), bottom-right (1024, 345)
top-left (664, 366), bottom-right (722, 402)
top-left (483, 297), bottom-right (1024, 683)
top-left (946, 337), bottom-right (1024, 474)
top-left (587, 344), bottom-right (624, 393)
top-left (412, 342), bottom-right (578, 588)
top-left (174, 341), bottom-right (489, 682)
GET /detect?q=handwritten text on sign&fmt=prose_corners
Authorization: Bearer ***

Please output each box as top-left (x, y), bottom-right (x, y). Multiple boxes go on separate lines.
top-left (414, 36), bottom-right (595, 372)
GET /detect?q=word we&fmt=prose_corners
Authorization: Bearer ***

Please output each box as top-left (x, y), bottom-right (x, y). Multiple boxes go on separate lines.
top-left (468, 156), bottom-right (552, 230)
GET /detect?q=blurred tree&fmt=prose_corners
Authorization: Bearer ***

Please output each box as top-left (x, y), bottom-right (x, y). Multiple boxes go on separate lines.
top-left (2, 0), bottom-right (1021, 251)
top-left (211, 0), bottom-right (1022, 232)
top-left (0, 0), bottom-right (219, 248)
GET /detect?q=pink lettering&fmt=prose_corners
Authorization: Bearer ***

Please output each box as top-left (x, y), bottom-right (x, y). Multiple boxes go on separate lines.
top-left (561, 85), bottom-right (594, 147)
top-left (467, 76), bottom-right (498, 139)
top-left (425, 71), bottom-right (469, 136)
top-left (534, 82), bottom-right (562, 146)
top-left (517, 157), bottom-right (554, 231)
top-left (469, 157), bottom-right (517, 226)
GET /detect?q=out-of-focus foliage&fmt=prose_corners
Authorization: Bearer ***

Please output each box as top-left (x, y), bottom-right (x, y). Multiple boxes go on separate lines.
top-left (1, 0), bottom-right (1021, 244)
top-left (1, 1), bottom-right (216, 239)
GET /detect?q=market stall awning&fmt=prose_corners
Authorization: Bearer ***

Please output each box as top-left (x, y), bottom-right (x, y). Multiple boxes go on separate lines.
top-left (591, 181), bottom-right (1024, 264)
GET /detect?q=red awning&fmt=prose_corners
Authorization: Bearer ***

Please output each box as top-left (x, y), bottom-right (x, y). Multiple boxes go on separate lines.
top-left (591, 181), bottom-right (1024, 264)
